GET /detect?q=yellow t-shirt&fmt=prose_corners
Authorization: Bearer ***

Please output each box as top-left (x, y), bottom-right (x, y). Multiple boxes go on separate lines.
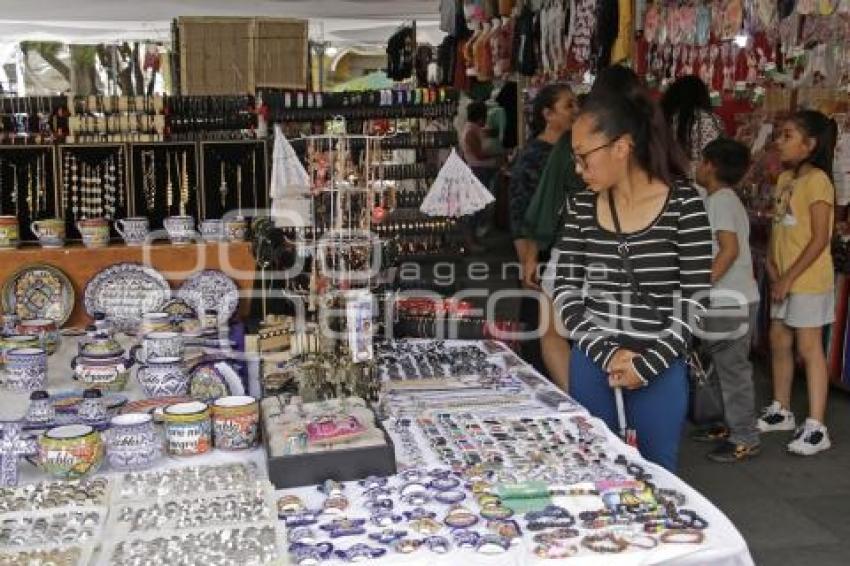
top-left (771, 168), bottom-right (835, 294)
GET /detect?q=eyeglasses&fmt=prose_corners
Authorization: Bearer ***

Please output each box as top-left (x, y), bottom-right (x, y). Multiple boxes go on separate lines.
top-left (574, 139), bottom-right (618, 170)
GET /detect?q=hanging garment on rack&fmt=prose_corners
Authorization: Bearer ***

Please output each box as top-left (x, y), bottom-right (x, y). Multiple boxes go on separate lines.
top-left (513, 3), bottom-right (538, 76)
top-left (499, 0), bottom-right (515, 17)
top-left (473, 25), bottom-right (495, 81)
top-left (387, 26), bottom-right (416, 80)
top-left (571, 0), bottom-right (598, 65)
top-left (438, 35), bottom-right (457, 86)
top-left (493, 17), bottom-right (515, 77)
top-left (415, 45), bottom-right (435, 85)
top-left (591, 0), bottom-right (618, 70)
top-left (440, 0), bottom-right (459, 34)
top-left (611, 0), bottom-right (632, 63)
top-left (835, 130), bottom-right (850, 207)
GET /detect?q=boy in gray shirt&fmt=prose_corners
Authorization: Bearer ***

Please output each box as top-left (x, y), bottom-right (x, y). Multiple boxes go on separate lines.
top-left (694, 138), bottom-right (761, 462)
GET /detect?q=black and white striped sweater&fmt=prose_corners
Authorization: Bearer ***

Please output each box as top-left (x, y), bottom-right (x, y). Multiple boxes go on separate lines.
top-left (551, 185), bottom-right (713, 382)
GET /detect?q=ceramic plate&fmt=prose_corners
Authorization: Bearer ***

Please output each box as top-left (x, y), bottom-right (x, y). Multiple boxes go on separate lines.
top-left (2, 264), bottom-right (75, 325)
top-left (84, 263), bottom-right (171, 333)
top-left (177, 270), bottom-right (239, 325)
top-left (51, 390), bottom-right (128, 414)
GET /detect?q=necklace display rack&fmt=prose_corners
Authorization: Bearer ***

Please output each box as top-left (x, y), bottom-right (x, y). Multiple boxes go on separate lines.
top-left (67, 95), bottom-right (166, 143)
top-left (199, 140), bottom-right (268, 221)
top-left (127, 141), bottom-right (200, 228)
top-left (57, 144), bottom-right (128, 238)
top-left (0, 145), bottom-right (59, 241)
top-left (166, 95), bottom-right (258, 141)
top-left (0, 96), bottom-right (69, 145)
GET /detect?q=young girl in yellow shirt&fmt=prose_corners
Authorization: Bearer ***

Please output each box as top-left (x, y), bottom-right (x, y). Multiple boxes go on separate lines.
top-left (762, 110), bottom-right (839, 456)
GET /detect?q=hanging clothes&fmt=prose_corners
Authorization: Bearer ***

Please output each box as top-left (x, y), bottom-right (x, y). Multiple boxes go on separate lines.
top-left (513, 3), bottom-right (537, 76)
top-left (387, 26), bottom-right (415, 80)
top-left (440, 0), bottom-right (459, 34)
top-left (493, 17), bottom-right (515, 77)
top-left (591, 0), bottom-right (618, 70)
top-left (611, 0), bottom-right (632, 64)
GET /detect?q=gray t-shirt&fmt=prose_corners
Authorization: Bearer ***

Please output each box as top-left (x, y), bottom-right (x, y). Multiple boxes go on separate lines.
top-left (706, 188), bottom-right (760, 306)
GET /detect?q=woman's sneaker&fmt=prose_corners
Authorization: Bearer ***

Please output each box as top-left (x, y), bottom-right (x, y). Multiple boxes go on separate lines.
top-left (787, 419), bottom-right (831, 456)
top-left (757, 401), bottom-right (796, 432)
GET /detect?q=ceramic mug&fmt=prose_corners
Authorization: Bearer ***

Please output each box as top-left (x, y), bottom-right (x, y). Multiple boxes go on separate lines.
top-left (115, 217), bottom-right (150, 246)
top-left (139, 312), bottom-right (172, 335)
top-left (3, 347), bottom-right (48, 392)
top-left (164, 401), bottom-right (212, 457)
top-left (26, 390), bottom-right (55, 424)
top-left (224, 217), bottom-right (248, 242)
top-left (212, 396), bottom-right (259, 451)
top-left (164, 216), bottom-right (196, 245)
top-left (105, 413), bottom-right (162, 471)
top-left (17, 319), bottom-right (60, 355)
top-left (200, 219), bottom-right (224, 242)
top-left (30, 219), bottom-right (66, 248)
top-left (131, 331), bottom-right (184, 363)
top-left (136, 356), bottom-right (190, 398)
top-left (77, 218), bottom-right (110, 249)
top-left (37, 424), bottom-right (104, 480)
top-left (77, 389), bottom-right (108, 423)
top-left (0, 335), bottom-right (39, 368)
top-left (0, 216), bottom-right (19, 249)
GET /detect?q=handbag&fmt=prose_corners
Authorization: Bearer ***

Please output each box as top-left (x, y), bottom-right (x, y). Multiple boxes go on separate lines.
top-left (607, 189), bottom-right (725, 425)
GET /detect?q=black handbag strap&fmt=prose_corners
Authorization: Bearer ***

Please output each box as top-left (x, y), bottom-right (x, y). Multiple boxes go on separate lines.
top-left (607, 190), bottom-right (668, 324)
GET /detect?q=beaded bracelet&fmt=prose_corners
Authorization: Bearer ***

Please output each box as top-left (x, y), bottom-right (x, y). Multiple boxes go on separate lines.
top-left (581, 533), bottom-right (629, 554)
top-left (660, 529), bottom-right (705, 544)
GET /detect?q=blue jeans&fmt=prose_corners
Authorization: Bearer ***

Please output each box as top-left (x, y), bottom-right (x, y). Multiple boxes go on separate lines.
top-left (569, 349), bottom-right (689, 472)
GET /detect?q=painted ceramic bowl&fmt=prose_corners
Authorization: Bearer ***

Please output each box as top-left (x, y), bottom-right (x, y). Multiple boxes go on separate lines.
top-left (212, 396), bottom-right (259, 451)
top-left (17, 319), bottom-right (60, 355)
top-left (105, 413), bottom-right (162, 471)
top-left (164, 401), bottom-right (212, 457)
top-left (37, 424), bottom-right (104, 480)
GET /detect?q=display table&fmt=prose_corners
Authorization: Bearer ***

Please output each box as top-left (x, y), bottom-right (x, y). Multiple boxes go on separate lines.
top-left (0, 338), bottom-right (753, 566)
top-left (0, 241), bottom-right (256, 327)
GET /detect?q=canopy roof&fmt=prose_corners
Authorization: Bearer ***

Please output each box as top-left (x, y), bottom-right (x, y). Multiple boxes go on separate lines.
top-left (0, 0), bottom-right (443, 45)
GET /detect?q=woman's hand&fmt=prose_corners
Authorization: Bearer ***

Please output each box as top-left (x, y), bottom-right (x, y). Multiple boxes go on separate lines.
top-left (606, 349), bottom-right (645, 390)
top-left (771, 274), bottom-right (793, 303)
top-left (521, 258), bottom-right (541, 290)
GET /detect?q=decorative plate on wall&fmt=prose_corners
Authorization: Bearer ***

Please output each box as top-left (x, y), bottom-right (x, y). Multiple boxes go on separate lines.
top-left (2, 264), bottom-right (75, 325)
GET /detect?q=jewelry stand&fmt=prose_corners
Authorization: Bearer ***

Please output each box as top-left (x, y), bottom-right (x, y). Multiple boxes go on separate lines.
top-left (199, 140), bottom-right (268, 221)
top-left (0, 145), bottom-right (60, 242)
top-left (127, 141), bottom-right (200, 227)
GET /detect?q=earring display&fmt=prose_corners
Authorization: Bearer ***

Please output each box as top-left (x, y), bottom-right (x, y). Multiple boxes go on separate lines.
top-left (0, 146), bottom-right (59, 241)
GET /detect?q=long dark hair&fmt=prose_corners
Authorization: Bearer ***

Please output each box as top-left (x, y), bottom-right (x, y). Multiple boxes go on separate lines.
top-left (661, 75), bottom-right (712, 156)
top-left (580, 89), bottom-right (688, 187)
top-left (789, 110), bottom-right (839, 180)
top-left (590, 64), bottom-right (641, 98)
top-left (530, 83), bottom-right (573, 137)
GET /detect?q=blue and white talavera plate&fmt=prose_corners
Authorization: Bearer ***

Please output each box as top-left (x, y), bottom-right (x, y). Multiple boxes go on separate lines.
top-left (177, 270), bottom-right (239, 326)
top-left (84, 263), bottom-right (171, 333)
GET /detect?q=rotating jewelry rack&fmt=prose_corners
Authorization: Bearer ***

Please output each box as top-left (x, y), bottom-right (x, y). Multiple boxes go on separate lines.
top-left (199, 140), bottom-right (269, 221)
top-left (127, 141), bottom-right (200, 227)
top-left (56, 144), bottom-right (130, 239)
top-left (0, 145), bottom-right (60, 241)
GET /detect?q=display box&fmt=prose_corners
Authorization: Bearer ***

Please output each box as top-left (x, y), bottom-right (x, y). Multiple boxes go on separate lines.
top-left (263, 412), bottom-right (397, 489)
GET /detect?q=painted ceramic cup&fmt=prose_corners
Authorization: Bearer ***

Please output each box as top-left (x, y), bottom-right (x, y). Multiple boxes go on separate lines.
top-left (164, 401), bottom-right (212, 457)
top-left (224, 217), bottom-right (248, 242)
top-left (212, 396), bottom-right (259, 451)
top-left (136, 356), bottom-right (190, 398)
top-left (77, 388), bottom-right (108, 423)
top-left (26, 390), bottom-right (55, 424)
top-left (115, 217), bottom-right (150, 246)
top-left (2, 313), bottom-right (19, 336)
top-left (17, 319), bottom-right (60, 355)
top-left (0, 216), bottom-right (19, 249)
top-left (105, 413), bottom-right (162, 471)
top-left (164, 216), bottom-right (196, 245)
top-left (200, 219), bottom-right (224, 242)
top-left (0, 335), bottom-right (39, 368)
top-left (37, 424), bottom-right (104, 480)
top-left (77, 218), bottom-right (110, 248)
top-left (139, 312), bottom-right (172, 335)
top-left (3, 347), bottom-right (48, 392)
top-left (31, 219), bottom-right (66, 248)
top-left (131, 331), bottom-right (184, 363)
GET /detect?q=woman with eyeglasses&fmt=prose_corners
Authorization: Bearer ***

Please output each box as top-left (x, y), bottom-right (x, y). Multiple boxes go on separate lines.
top-left (550, 89), bottom-right (713, 472)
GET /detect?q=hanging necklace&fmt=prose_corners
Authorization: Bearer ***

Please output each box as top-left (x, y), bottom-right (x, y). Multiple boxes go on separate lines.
top-left (180, 151), bottom-right (189, 216)
top-left (10, 163), bottom-right (19, 216)
top-left (166, 155), bottom-right (174, 214)
top-left (70, 156), bottom-right (79, 220)
top-left (116, 148), bottom-right (124, 210)
top-left (219, 161), bottom-right (228, 208)
top-left (26, 164), bottom-right (34, 219)
top-left (94, 163), bottom-right (104, 218)
top-left (251, 150), bottom-right (258, 212)
top-left (104, 157), bottom-right (116, 219)
top-left (141, 150), bottom-right (156, 212)
top-left (0, 158), bottom-right (4, 215)
top-left (237, 164), bottom-right (243, 216)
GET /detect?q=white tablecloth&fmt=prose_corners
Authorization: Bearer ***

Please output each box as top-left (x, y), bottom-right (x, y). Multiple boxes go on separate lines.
top-left (1, 337), bottom-right (754, 566)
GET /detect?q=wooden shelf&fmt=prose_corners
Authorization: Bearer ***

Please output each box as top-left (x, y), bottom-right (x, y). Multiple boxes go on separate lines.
top-left (0, 241), bottom-right (256, 328)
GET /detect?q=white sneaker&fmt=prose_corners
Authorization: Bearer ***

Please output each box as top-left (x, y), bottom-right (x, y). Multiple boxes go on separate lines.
top-left (787, 419), bottom-right (832, 456)
top-left (757, 401), bottom-right (796, 432)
